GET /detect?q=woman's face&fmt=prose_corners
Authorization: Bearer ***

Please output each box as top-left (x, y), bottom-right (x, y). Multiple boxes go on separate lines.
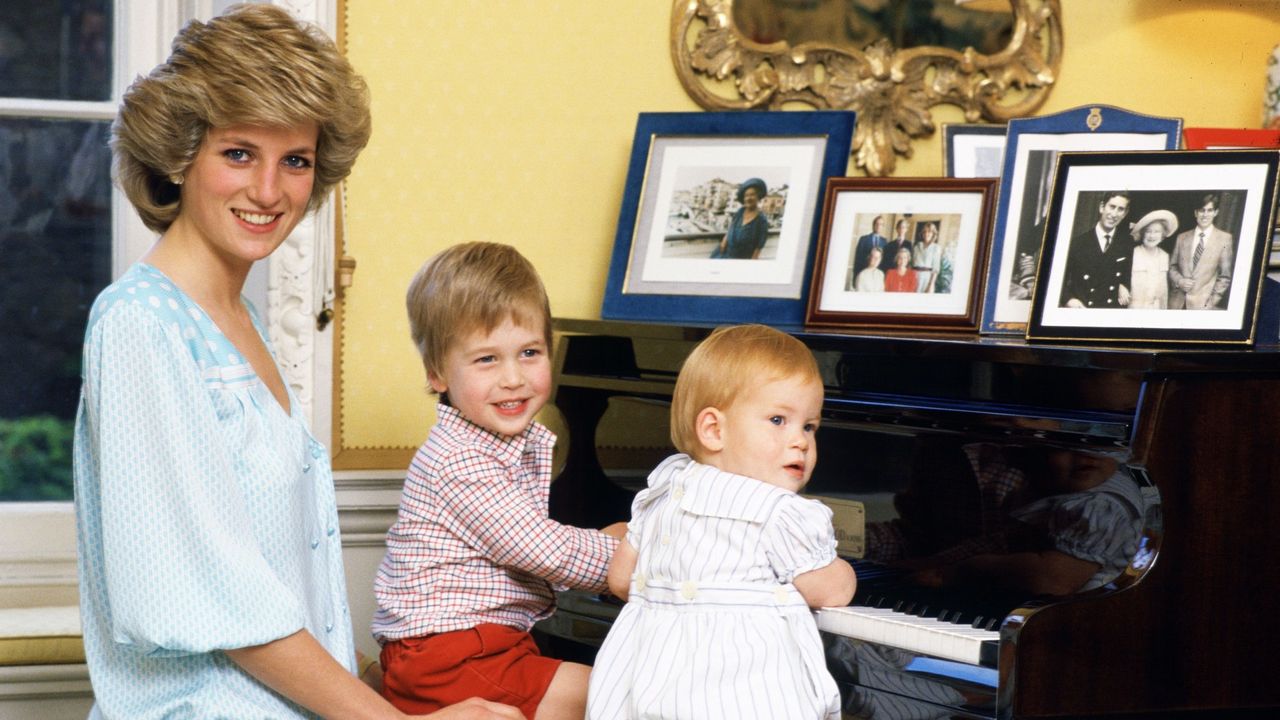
top-left (741, 186), bottom-right (760, 209)
top-left (923, 224), bottom-right (937, 243)
top-left (1141, 222), bottom-right (1166, 247)
top-left (173, 122), bottom-right (318, 268)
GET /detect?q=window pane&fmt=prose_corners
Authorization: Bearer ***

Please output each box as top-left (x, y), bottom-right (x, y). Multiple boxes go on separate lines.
top-left (0, 0), bottom-right (113, 101)
top-left (0, 119), bottom-right (113, 501)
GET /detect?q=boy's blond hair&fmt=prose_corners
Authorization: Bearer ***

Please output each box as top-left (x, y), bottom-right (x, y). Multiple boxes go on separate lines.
top-left (406, 242), bottom-right (552, 388)
top-left (670, 324), bottom-right (822, 460)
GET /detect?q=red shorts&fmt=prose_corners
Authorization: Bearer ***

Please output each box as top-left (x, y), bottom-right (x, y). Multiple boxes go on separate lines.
top-left (380, 624), bottom-right (561, 719)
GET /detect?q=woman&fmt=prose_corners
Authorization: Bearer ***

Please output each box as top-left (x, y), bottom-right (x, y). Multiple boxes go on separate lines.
top-left (884, 245), bottom-right (918, 292)
top-left (911, 221), bottom-right (942, 293)
top-left (713, 177), bottom-right (770, 259)
top-left (1129, 209), bottom-right (1177, 309)
top-left (74, 6), bottom-right (518, 719)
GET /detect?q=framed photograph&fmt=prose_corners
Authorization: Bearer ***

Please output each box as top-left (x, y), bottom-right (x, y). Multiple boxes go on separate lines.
top-left (1027, 150), bottom-right (1280, 345)
top-left (943, 123), bottom-right (1006, 178)
top-left (1183, 127), bottom-right (1280, 150)
top-left (806, 177), bottom-right (997, 331)
top-left (601, 111), bottom-right (857, 325)
top-left (980, 105), bottom-right (1182, 335)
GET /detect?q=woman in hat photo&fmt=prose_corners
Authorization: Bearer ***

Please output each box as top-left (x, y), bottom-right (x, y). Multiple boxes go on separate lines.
top-left (1128, 208), bottom-right (1178, 309)
top-left (712, 177), bottom-right (771, 259)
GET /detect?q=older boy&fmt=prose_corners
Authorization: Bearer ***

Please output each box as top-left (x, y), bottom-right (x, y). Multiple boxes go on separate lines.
top-left (374, 242), bottom-right (623, 719)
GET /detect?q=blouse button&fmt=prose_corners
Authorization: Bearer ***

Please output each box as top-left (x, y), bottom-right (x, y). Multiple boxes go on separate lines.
top-left (681, 580), bottom-right (698, 600)
top-left (310, 538), bottom-right (319, 549)
top-left (310, 444), bottom-right (324, 459)
top-left (326, 526), bottom-right (336, 537)
top-left (303, 463), bottom-right (312, 473)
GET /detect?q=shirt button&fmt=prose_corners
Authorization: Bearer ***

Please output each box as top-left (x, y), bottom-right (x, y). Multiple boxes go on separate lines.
top-left (681, 580), bottom-right (698, 600)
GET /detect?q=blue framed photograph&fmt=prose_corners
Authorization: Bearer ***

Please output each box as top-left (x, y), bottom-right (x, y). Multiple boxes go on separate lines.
top-left (1027, 150), bottom-right (1280, 346)
top-left (601, 111), bottom-right (856, 326)
top-left (979, 105), bottom-right (1182, 335)
top-left (942, 123), bottom-right (1006, 179)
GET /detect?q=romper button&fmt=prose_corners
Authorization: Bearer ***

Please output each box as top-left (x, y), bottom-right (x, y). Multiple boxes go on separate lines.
top-left (681, 580), bottom-right (698, 600)
top-left (673, 486), bottom-right (685, 500)
top-left (774, 586), bottom-right (789, 603)
top-left (635, 574), bottom-right (647, 592)
top-left (662, 535), bottom-right (672, 545)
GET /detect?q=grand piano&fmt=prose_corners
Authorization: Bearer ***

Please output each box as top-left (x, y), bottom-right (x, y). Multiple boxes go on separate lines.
top-left (536, 317), bottom-right (1280, 719)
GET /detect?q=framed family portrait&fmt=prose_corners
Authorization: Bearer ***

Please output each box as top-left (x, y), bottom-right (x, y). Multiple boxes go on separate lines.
top-left (806, 177), bottom-right (997, 331)
top-left (601, 110), bottom-right (857, 325)
top-left (980, 105), bottom-right (1183, 335)
top-left (1027, 150), bottom-right (1280, 345)
top-left (943, 123), bottom-right (1006, 179)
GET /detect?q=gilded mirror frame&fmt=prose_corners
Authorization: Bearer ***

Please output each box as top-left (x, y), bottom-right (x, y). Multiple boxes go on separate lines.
top-left (671, 0), bottom-right (1063, 176)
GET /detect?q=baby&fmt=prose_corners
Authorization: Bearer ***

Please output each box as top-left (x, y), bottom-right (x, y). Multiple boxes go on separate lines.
top-left (587, 324), bottom-right (856, 720)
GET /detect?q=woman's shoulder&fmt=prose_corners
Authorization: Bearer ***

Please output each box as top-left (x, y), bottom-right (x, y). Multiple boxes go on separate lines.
top-left (86, 264), bottom-right (234, 370)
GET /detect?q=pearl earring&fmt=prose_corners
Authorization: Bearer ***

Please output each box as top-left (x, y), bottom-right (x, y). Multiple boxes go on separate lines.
top-left (169, 174), bottom-right (184, 186)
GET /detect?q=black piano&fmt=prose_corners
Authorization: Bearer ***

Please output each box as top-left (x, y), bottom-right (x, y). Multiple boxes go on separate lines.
top-left (536, 317), bottom-right (1280, 719)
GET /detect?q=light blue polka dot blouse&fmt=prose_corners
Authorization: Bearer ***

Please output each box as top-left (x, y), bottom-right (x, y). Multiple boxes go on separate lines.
top-left (73, 263), bottom-right (355, 719)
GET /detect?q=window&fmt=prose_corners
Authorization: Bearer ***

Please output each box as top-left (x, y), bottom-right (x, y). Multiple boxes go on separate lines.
top-left (0, 0), bottom-right (338, 603)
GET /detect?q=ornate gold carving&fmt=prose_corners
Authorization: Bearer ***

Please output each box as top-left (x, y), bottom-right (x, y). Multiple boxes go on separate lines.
top-left (670, 0), bottom-right (1063, 176)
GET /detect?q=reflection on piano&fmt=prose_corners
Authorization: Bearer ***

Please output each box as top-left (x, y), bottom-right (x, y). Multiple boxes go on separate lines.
top-left (540, 318), bottom-right (1280, 718)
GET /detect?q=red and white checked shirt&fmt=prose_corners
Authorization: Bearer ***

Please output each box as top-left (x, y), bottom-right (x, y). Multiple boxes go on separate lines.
top-left (372, 404), bottom-right (617, 643)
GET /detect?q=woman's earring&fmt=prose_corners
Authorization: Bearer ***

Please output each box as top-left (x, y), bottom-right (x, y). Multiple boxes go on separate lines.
top-left (169, 174), bottom-right (184, 186)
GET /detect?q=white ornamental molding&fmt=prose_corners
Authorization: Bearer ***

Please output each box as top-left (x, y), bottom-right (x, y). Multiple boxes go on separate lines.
top-left (266, 0), bottom-right (337, 433)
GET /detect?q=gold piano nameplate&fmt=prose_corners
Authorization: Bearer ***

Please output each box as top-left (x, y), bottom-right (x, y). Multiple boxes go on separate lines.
top-left (807, 495), bottom-right (866, 559)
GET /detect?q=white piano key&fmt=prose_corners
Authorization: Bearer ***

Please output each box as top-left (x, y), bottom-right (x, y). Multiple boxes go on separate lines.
top-left (815, 606), bottom-right (1000, 666)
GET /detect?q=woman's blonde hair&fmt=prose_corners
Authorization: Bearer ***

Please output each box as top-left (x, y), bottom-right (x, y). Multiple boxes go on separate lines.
top-left (112, 3), bottom-right (372, 233)
top-left (670, 324), bottom-right (822, 459)
top-left (406, 242), bottom-right (552, 389)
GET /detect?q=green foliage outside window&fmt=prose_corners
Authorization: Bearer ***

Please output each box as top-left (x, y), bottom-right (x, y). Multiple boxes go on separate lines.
top-left (0, 415), bottom-right (75, 501)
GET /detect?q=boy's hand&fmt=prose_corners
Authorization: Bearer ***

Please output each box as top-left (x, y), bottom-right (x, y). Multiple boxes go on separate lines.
top-left (600, 521), bottom-right (627, 540)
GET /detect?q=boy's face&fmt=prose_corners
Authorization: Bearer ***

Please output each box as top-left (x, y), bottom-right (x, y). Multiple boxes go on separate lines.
top-left (710, 375), bottom-right (823, 493)
top-left (428, 315), bottom-right (551, 438)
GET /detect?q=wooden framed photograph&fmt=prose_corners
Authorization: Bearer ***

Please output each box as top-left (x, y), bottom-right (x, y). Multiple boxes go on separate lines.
top-left (980, 105), bottom-right (1182, 335)
top-left (1183, 127), bottom-right (1280, 150)
top-left (601, 110), bottom-right (857, 325)
top-left (806, 177), bottom-right (997, 331)
top-left (1028, 150), bottom-right (1280, 345)
top-left (943, 123), bottom-right (1006, 179)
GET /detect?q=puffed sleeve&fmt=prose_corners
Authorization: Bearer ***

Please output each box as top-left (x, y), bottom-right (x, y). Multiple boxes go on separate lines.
top-left (1033, 492), bottom-right (1142, 568)
top-left (763, 495), bottom-right (839, 583)
top-left (81, 303), bottom-right (307, 656)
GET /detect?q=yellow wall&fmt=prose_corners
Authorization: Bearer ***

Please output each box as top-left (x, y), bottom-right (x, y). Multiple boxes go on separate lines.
top-left (339, 1), bottom-right (1280, 452)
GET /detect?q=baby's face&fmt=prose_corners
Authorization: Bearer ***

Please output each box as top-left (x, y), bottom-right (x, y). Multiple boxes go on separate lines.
top-left (712, 375), bottom-right (824, 493)
top-left (1042, 449), bottom-right (1118, 494)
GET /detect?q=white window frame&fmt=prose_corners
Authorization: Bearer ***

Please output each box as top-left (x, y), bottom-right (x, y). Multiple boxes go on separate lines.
top-left (0, 0), bottom-right (338, 607)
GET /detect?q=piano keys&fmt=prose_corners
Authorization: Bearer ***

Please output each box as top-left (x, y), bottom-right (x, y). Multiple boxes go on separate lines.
top-left (539, 318), bottom-right (1280, 718)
